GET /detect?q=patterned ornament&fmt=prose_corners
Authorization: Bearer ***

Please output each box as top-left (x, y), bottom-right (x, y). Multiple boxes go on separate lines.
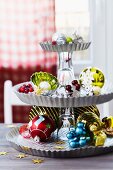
top-left (29, 105), bottom-right (60, 129)
top-left (79, 67), bottom-right (105, 95)
top-left (29, 115), bottom-right (55, 141)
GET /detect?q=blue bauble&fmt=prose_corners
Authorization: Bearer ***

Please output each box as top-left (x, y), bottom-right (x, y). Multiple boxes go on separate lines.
top-left (77, 122), bottom-right (85, 128)
top-left (69, 137), bottom-right (79, 143)
top-left (66, 132), bottom-right (74, 139)
top-left (68, 139), bottom-right (75, 143)
top-left (86, 136), bottom-right (91, 142)
top-left (73, 137), bottom-right (80, 142)
top-left (69, 141), bottom-right (79, 148)
top-left (80, 136), bottom-right (86, 140)
top-left (79, 139), bottom-right (87, 147)
top-left (75, 127), bottom-right (83, 136)
top-left (70, 129), bottom-right (76, 134)
top-left (82, 130), bottom-right (86, 135)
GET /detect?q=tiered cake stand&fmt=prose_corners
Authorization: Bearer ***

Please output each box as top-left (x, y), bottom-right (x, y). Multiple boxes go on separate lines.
top-left (6, 42), bottom-right (113, 158)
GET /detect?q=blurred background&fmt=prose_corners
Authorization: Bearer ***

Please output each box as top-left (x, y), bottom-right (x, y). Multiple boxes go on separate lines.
top-left (1, 0), bottom-right (113, 123)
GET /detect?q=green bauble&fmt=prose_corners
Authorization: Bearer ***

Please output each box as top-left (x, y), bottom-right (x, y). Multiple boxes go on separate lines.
top-left (66, 37), bottom-right (73, 43)
top-left (91, 67), bottom-right (105, 88)
top-left (79, 67), bottom-right (105, 88)
top-left (30, 72), bottom-right (59, 90)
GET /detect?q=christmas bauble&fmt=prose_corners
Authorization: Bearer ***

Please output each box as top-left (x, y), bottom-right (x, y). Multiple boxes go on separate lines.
top-left (28, 115), bottom-right (55, 142)
top-left (69, 141), bottom-right (79, 148)
top-left (79, 67), bottom-right (105, 88)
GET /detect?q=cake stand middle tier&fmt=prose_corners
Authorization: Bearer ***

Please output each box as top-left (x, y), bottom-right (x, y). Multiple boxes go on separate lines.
top-left (13, 81), bottom-right (113, 108)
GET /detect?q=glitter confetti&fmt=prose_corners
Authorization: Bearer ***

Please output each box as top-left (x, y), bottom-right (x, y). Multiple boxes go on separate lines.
top-left (32, 159), bottom-right (44, 164)
top-left (16, 154), bottom-right (27, 159)
top-left (21, 146), bottom-right (29, 151)
top-left (0, 152), bottom-right (8, 156)
top-left (55, 141), bottom-right (65, 145)
top-left (54, 145), bottom-right (65, 150)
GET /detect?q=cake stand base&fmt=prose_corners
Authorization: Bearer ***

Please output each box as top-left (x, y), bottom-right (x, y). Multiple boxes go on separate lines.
top-left (6, 127), bottom-right (113, 158)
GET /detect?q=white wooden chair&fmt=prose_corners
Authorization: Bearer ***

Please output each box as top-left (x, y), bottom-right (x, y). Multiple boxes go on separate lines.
top-left (4, 80), bottom-right (29, 124)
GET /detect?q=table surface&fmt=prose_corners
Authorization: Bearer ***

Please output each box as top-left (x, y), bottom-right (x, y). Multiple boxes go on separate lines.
top-left (1, 124), bottom-right (113, 170)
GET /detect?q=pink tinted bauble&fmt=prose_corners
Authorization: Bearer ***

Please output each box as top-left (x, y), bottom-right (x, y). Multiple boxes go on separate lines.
top-left (28, 115), bottom-right (55, 142)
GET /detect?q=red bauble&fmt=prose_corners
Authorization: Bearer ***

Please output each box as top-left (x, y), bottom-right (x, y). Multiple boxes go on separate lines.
top-left (19, 124), bottom-right (31, 139)
top-left (29, 115), bottom-right (55, 142)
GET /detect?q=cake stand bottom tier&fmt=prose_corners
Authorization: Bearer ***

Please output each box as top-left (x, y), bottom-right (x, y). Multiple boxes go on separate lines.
top-left (6, 127), bottom-right (113, 158)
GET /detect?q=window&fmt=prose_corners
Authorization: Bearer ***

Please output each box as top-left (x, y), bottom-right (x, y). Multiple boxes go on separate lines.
top-left (55, 0), bottom-right (91, 73)
top-left (55, 0), bottom-right (92, 73)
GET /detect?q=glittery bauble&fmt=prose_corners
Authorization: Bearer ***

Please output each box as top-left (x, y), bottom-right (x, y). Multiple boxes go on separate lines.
top-left (29, 115), bottom-right (55, 141)
top-left (79, 67), bottom-right (105, 88)
top-left (52, 32), bottom-right (66, 45)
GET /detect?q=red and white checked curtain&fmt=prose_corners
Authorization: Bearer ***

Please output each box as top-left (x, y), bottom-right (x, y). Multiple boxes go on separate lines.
top-left (0, 0), bottom-right (56, 68)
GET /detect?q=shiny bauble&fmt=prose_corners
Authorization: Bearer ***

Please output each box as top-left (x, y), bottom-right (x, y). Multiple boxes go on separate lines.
top-left (79, 67), bottom-right (105, 88)
top-left (75, 127), bottom-right (84, 136)
top-left (52, 32), bottom-right (66, 45)
top-left (86, 136), bottom-right (91, 142)
top-left (79, 139), bottom-right (87, 147)
top-left (77, 122), bottom-right (85, 128)
top-left (19, 124), bottom-right (31, 139)
top-left (66, 132), bottom-right (75, 139)
top-left (28, 115), bottom-right (55, 142)
top-left (69, 141), bottom-right (79, 148)
top-left (68, 137), bottom-right (79, 143)
top-left (82, 130), bottom-right (87, 135)
top-left (66, 37), bottom-right (73, 43)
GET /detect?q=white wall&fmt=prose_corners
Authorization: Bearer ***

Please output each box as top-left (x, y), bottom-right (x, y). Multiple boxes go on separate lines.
top-left (91, 0), bottom-right (113, 116)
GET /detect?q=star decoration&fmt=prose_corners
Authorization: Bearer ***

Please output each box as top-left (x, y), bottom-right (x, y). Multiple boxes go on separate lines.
top-left (55, 141), bottom-right (65, 145)
top-left (16, 154), bottom-right (27, 159)
top-left (54, 145), bottom-right (65, 150)
top-left (32, 159), bottom-right (44, 164)
top-left (21, 146), bottom-right (29, 151)
top-left (0, 152), bottom-right (8, 156)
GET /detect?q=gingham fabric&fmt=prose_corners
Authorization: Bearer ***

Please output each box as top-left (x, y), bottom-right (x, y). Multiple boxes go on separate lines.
top-left (0, 0), bottom-right (57, 123)
top-left (0, 0), bottom-right (56, 68)
top-left (0, 66), bottom-right (56, 123)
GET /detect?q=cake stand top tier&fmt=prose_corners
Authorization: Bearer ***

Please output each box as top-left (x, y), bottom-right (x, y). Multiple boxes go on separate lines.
top-left (40, 41), bottom-right (91, 52)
